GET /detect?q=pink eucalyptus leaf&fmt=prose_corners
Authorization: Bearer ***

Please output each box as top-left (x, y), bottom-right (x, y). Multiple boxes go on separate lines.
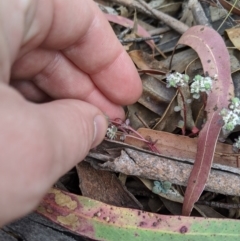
top-left (176, 26), bottom-right (234, 216)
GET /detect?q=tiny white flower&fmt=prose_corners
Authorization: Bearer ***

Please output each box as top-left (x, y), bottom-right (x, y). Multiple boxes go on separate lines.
top-left (190, 75), bottom-right (213, 99)
top-left (166, 72), bottom-right (189, 88)
top-left (233, 136), bottom-right (240, 152)
top-left (229, 97), bottom-right (240, 114)
top-left (220, 108), bottom-right (240, 131)
top-left (106, 125), bottom-right (118, 140)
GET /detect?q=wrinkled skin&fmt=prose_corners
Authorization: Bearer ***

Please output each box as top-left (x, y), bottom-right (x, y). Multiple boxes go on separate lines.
top-left (0, 0), bottom-right (142, 226)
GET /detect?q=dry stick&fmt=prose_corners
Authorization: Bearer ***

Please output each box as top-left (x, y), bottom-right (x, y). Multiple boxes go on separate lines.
top-left (189, 0), bottom-right (211, 26)
top-left (119, 35), bottom-right (161, 44)
top-left (136, 0), bottom-right (189, 34)
top-left (217, 0), bottom-right (238, 32)
top-left (148, 26), bottom-right (170, 36)
top-left (106, 0), bottom-right (153, 16)
top-left (106, 0), bottom-right (189, 34)
top-left (134, 112), bottom-right (150, 128)
top-left (196, 200), bottom-right (240, 210)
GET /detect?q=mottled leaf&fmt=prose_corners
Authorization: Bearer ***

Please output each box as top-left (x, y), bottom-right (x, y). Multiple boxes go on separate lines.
top-left (37, 188), bottom-right (240, 241)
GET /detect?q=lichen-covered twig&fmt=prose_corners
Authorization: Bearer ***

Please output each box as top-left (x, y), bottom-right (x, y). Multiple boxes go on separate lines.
top-left (103, 0), bottom-right (189, 34)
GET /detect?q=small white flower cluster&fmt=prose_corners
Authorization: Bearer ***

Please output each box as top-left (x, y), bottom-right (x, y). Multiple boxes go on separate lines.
top-left (220, 98), bottom-right (240, 132)
top-left (166, 72), bottom-right (214, 99)
top-left (106, 125), bottom-right (118, 140)
top-left (166, 72), bottom-right (189, 88)
top-left (233, 136), bottom-right (240, 152)
top-left (220, 109), bottom-right (239, 131)
top-left (229, 97), bottom-right (240, 114)
top-left (190, 75), bottom-right (213, 99)
top-left (220, 98), bottom-right (240, 152)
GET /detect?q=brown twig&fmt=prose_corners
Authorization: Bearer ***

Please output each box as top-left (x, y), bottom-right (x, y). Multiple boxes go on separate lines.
top-left (190, 0), bottom-right (211, 26)
top-left (136, 0), bottom-right (189, 34)
top-left (196, 200), bottom-right (240, 210)
top-left (134, 112), bottom-right (150, 128)
top-left (119, 35), bottom-right (161, 44)
top-left (104, 0), bottom-right (153, 16)
top-left (148, 26), bottom-right (170, 36)
top-left (105, 0), bottom-right (189, 34)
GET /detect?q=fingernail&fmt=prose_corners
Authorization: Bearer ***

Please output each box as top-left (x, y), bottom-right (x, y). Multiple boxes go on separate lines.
top-left (92, 115), bottom-right (108, 148)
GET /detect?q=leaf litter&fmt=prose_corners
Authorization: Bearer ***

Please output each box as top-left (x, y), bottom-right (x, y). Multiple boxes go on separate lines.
top-left (38, 1), bottom-right (240, 240)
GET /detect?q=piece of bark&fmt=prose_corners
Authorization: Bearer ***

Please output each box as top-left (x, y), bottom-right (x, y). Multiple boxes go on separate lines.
top-left (100, 148), bottom-right (240, 197)
top-left (76, 160), bottom-right (142, 209)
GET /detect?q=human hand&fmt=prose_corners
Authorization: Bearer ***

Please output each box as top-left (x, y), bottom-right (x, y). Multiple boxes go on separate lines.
top-left (0, 0), bottom-right (142, 226)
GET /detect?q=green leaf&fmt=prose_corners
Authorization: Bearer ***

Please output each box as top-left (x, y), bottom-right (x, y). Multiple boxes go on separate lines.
top-left (37, 188), bottom-right (240, 241)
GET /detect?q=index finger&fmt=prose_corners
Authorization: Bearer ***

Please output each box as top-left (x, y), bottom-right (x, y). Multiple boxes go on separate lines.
top-left (43, 0), bottom-right (142, 105)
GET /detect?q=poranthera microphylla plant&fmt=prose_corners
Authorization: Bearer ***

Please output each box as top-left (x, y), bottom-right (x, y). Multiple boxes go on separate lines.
top-left (166, 72), bottom-right (189, 135)
top-left (105, 73), bottom-right (240, 153)
top-left (190, 74), bottom-right (214, 99)
top-left (166, 72), bottom-right (215, 135)
top-left (106, 118), bottom-right (160, 153)
top-left (220, 97), bottom-right (240, 152)
top-left (166, 72), bottom-right (240, 152)
top-left (220, 97), bottom-right (240, 132)
top-left (152, 180), bottom-right (172, 194)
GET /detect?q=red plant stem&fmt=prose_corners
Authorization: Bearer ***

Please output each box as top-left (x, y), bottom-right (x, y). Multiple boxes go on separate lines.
top-left (202, 92), bottom-right (207, 108)
top-left (110, 120), bottom-right (147, 140)
top-left (177, 87), bottom-right (186, 135)
top-left (124, 134), bottom-right (160, 153)
top-left (110, 119), bottom-right (160, 153)
top-left (124, 134), bottom-right (151, 144)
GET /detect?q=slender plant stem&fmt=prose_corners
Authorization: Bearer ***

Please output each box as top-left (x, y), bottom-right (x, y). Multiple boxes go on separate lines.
top-left (177, 87), bottom-right (187, 135)
top-left (109, 119), bottom-right (160, 153)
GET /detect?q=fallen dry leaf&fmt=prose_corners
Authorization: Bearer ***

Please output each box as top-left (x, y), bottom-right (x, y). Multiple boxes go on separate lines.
top-left (37, 188), bottom-right (240, 240)
top-left (218, 0), bottom-right (240, 16)
top-left (76, 161), bottom-right (142, 209)
top-left (226, 27), bottom-right (240, 51)
top-left (153, 92), bottom-right (180, 132)
top-left (174, 26), bottom-right (234, 216)
top-left (125, 128), bottom-right (240, 168)
top-left (129, 50), bottom-right (168, 71)
top-left (105, 13), bottom-right (166, 57)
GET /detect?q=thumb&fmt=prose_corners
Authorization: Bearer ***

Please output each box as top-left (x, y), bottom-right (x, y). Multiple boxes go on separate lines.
top-left (37, 99), bottom-right (108, 179)
top-left (0, 92), bottom-right (108, 226)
